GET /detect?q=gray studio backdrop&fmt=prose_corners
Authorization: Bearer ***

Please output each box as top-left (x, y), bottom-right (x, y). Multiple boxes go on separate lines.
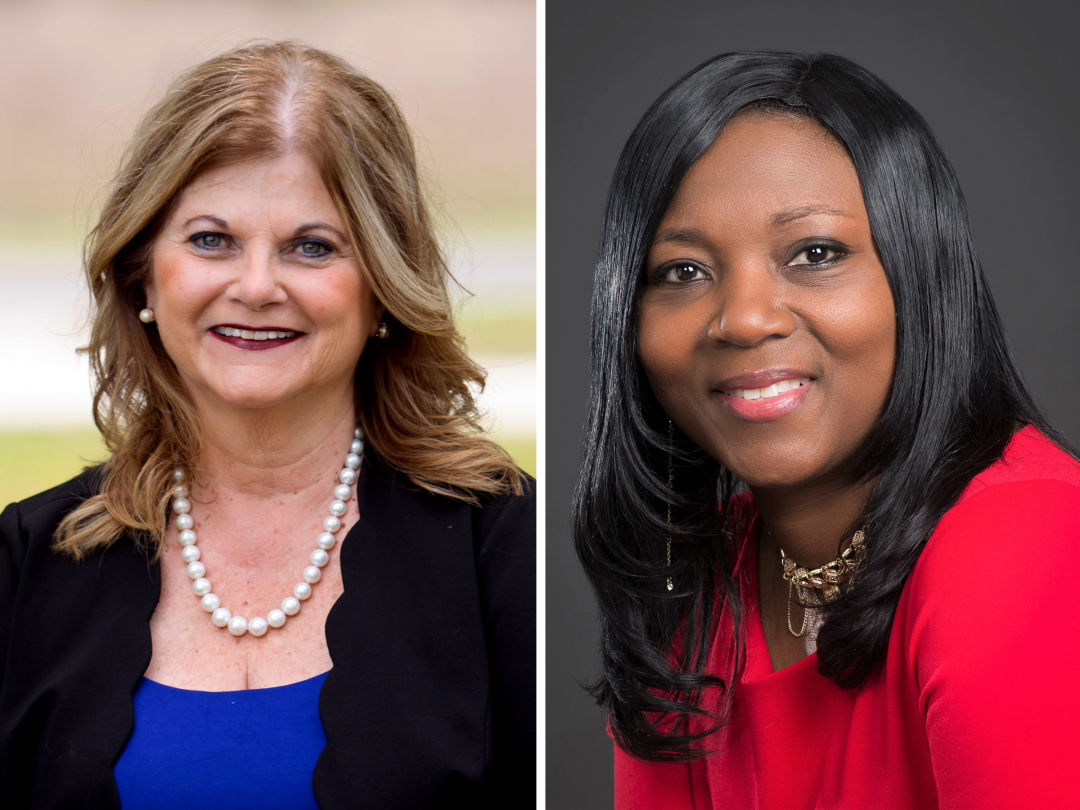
top-left (545, 0), bottom-right (1080, 806)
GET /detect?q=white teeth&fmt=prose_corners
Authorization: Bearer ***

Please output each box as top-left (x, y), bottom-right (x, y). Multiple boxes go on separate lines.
top-left (727, 378), bottom-right (808, 400)
top-left (214, 327), bottom-right (298, 340)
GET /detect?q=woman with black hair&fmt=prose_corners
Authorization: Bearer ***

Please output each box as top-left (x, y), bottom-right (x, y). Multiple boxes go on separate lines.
top-left (574, 51), bottom-right (1080, 808)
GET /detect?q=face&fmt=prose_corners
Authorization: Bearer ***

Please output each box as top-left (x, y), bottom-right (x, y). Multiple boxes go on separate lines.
top-left (146, 150), bottom-right (378, 416)
top-left (637, 112), bottom-right (896, 494)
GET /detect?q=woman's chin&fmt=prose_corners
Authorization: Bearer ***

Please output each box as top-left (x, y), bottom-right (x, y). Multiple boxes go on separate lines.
top-left (185, 369), bottom-right (354, 417)
top-left (193, 381), bottom-right (317, 415)
top-left (714, 446), bottom-right (842, 494)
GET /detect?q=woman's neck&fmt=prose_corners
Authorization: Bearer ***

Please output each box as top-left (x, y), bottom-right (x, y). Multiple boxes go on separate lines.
top-left (753, 477), bottom-right (874, 569)
top-left (191, 390), bottom-right (358, 501)
top-left (751, 477), bottom-right (875, 668)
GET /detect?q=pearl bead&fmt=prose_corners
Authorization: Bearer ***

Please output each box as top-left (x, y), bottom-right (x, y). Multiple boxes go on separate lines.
top-left (329, 499), bottom-right (347, 517)
top-left (248, 617), bottom-right (268, 637)
top-left (267, 609), bottom-right (286, 628)
top-left (175, 514), bottom-right (193, 531)
top-left (334, 484), bottom-right (352, 501)
top-left (317, 532), bottom-right (336, 550)
top-left (354, 427), bottom-right (362, 438)
top-left (173, 469), bottom-right (184, 482)
top-left (212, 607), bottom-right (232, 627)
top-left (180, 545), bottom-right (200, 563)
top-left (186, 561), bottom-right (206, 579)
top-left (323, 515), bottom-right (341, 532)
top-left (282, 596), bottom-right (301, 616)
top-left (339, 468), bottom-right (356, 485)
top-left (350, 439), bottom-right (363, 454)
top-left (294, 582), bottom-right (313, 600)
top-left (345, 453), bottom-right (362, 469)
top-left (192, 577), bottom-right (211, 596)
top-left (303, 565), bottom-right (322, 584)
top-left (228, 616), bottom-right (248, 636)
top-left (173, 485), bottom-right (188, 498)
top-left (178, 529), bottom-right (197, 546)
top-left (172, 497), bottom-right (191, 515)
top-left (311, 549), bottom-right (329, 568)
top-left (201, 593), bottom-right (220, 612)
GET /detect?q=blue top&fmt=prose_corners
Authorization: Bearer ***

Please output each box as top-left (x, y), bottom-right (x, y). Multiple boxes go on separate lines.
top-left (113, 671), bottom-right (329, 810)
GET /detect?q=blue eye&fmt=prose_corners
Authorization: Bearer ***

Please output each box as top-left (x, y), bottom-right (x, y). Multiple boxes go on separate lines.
top-left (190, 232), bottom-right (229, 250)
top-left (295, 239), bottom-right (333, 258)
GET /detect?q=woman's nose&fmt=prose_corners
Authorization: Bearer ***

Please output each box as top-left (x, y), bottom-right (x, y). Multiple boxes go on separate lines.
top-left (230, 249), bottom-right (287, 309)
top-left (706, 267), bottom-right (796, 347)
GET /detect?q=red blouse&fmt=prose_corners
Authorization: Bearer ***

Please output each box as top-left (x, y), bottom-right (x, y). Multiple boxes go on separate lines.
top-left (615, 427), bottom-right (1080, 809)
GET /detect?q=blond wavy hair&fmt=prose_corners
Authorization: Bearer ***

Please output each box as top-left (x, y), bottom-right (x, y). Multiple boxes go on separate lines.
top-left (56, 41), bottom-right (524, 559)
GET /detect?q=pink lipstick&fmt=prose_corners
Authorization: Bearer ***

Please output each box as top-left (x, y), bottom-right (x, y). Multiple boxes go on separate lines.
top-left (714, 370), bottom-right (813, 422)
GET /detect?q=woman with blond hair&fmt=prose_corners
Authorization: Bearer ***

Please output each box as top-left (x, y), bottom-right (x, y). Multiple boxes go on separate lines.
top-left (0, 41), bottom-right (534, 808)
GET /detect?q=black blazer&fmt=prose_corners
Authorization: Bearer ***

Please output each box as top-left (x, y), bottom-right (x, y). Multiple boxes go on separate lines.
top-left (0, 452), bottom-right (535, 808)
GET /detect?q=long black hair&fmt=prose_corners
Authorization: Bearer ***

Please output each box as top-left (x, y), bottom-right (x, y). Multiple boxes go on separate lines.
top-left (573, 51), bottom-right (1065, 761)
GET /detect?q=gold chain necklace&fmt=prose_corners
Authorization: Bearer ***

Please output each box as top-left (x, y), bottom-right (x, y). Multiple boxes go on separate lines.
top-left (778, 528), bottom-right (866, 651)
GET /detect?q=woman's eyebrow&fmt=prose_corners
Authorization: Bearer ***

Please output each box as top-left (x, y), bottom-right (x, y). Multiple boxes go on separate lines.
top-left (181, 214), bottom-right (228, 229)
top-left (292, 222), bottom-right (349, 241)
top-left (652, 226), bottom-right (707, 245)
top-left (771, 204), bottom-right (854, 227)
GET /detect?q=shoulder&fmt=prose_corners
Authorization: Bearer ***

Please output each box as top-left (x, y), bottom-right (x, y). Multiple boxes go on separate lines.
top-left (952, 425), bottom-right (1080, 505)
top-left (471, 473), bottom-right (536, 546)
top-left (919, 428), bottom-right (1079, 568)
top-left (896, 431), bottom-right (1080, 806)
top-left (900, 428), bottom-right (1080, 671)
top-left (359, 449), bottom-right (535, 544)
top-left (0, 466), bottom-right (104, 558)
top-left (908, 429), bottom-right (1079, 594)
top-left (3, 465), bottom-right (103, 520)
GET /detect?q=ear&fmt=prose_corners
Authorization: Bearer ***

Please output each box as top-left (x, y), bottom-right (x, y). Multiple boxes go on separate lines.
top-left (371, 301), bottom-right (387, 336)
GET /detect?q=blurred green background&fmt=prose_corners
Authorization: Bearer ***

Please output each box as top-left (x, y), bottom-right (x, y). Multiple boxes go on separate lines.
top-left (0, 0), bottom-right (536, 506)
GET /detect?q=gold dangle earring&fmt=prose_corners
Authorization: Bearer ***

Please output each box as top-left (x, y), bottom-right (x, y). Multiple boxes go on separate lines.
top-left (666, 419), bottom-right (674, 592)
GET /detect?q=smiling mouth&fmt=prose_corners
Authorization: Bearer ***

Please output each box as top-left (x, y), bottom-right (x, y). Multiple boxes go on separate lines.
top-left (722, 378), bottom-right (810, 400)
top-left (212, 326), bottom-right (300, 341)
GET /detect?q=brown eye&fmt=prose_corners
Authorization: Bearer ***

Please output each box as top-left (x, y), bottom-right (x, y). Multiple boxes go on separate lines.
top-left (788, 242), bottom-right (845, 267)
top-left (656, 261), bottom-right (708, 284)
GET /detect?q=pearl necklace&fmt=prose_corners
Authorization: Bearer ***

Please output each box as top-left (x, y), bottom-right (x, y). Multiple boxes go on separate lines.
top-left (169, 427), bottom-right (364, 638)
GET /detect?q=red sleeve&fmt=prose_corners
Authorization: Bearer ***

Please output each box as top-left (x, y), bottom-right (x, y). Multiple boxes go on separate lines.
top-left (613, 742), bottom-right (709, 809)
top-left (909, 480), bottom-right (1080, 809)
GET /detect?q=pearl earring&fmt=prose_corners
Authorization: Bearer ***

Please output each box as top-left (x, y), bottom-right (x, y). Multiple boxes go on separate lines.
top-left (375, 322), bottom-right (389, 339)
top-left (138, 308), bottom-right (156, 323)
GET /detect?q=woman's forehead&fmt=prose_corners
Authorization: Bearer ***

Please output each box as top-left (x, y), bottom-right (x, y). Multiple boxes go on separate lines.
top-left (657, 112), bottom-right (862, 237)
